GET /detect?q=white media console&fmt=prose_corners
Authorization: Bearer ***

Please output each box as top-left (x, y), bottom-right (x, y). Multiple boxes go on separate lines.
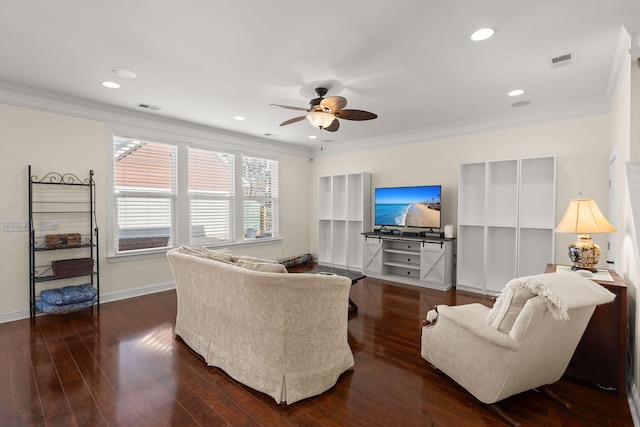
top-left (362, 232), bottom-right (456, 290)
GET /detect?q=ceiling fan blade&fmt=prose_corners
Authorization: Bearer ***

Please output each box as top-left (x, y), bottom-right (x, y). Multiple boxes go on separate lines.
top-left (320, 96), bottom-right (347, 113)
top-left (270, 104), bottom-right (309, 112)
top-left (335, 109), bottom-right (378, 121)
top-left (323, 119), bottom-right (340, 132)
top-left (279, 116), bottom-right (307, 126)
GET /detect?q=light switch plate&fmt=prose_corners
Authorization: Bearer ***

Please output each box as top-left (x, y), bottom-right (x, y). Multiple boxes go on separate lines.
top-left (2, 221), bottom-right (27, 232)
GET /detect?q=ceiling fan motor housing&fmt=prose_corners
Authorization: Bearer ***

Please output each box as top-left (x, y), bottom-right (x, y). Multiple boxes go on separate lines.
top-left (308, 87), bottom-right (329, 110)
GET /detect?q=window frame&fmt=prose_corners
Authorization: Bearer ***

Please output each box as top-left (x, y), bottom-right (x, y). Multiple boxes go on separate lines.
top-left (107, 133), bottom-right (280, 258)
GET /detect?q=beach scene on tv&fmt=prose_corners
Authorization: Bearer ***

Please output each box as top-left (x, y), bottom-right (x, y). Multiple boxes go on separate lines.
top-left (375, 186), bottom-right (441, 228)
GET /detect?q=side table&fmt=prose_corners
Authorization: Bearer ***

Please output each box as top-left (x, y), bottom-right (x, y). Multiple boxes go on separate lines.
top-left (545, 264), bottom-right (628, 397)
top-left (306, 267), bottom-right (365, 314)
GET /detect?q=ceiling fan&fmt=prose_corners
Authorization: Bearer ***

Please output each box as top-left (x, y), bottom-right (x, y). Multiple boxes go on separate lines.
top-left (271, 87), bottom-right (377, 132)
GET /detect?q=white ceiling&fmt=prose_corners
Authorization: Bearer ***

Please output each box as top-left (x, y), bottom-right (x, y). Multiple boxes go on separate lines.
top-left (1, 1), bottom-right (639, 151)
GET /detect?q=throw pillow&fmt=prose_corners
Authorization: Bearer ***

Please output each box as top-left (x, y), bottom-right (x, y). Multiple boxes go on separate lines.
top-left (486, 286), bottom-right (535, 333)
top-left (237, 255), bottom-right (280, 264)
top-left (236, 259), bottom-right (288, 273)
top-left (203, 248), bottom-right (237, 263)
top-left (180, 246), bottom-right (207, 257)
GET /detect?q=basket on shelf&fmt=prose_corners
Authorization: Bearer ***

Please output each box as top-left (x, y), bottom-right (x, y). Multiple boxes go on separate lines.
top-left (45, 233), bottom-right (82, 249)
top-left (51, 258), bottom-right (94, 279)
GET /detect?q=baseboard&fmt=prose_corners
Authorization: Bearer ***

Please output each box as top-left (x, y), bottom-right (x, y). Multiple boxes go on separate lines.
top-left (0, 281), bottom-right (176, 324)
top-left (628, 378), bottom-right (640, 427)
top-left (99, 281), bottom-right (176, 304)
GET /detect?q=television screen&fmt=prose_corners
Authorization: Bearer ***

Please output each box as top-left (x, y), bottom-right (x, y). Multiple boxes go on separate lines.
top-left (375, 185), bottom-right (441, 228)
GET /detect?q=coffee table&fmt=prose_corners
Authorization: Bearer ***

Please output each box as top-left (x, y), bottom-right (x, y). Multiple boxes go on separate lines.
top-left (307, 267), bottom-right (365, 314)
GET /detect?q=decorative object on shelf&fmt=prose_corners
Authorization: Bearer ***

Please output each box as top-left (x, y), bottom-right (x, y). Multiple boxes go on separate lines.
top-left (40, 283), bottom-right (97, 305)
top-left (45, 233), bottom-right (82, 249)
top-left (555, 195), bottom-right (616, 272)
top-left (51, 258), bottom-right (94, 279)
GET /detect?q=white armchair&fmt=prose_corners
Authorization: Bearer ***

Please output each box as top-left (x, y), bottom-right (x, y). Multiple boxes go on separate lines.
top-left (421, 272), bottom-right (615, 427)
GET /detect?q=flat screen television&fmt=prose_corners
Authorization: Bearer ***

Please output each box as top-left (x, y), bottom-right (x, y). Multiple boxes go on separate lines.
top-left (375, 185), bottom-right (441, 228)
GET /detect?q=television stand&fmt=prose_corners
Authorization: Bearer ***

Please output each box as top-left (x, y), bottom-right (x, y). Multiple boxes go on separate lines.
top-left (362, 232), bottom-right (455, 290)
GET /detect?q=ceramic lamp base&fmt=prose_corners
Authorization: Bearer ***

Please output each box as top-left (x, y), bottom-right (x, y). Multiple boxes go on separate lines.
top-left (568, 234), bottom-right (600, 272)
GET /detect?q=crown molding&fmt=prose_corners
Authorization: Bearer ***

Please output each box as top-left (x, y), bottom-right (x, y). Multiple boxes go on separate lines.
top-left (0, 80), bottom-right (614, 159)
top-left (0, 81), bottom-right (312, 158)
top-left (312, 95), bottom-right (611, 155)
top-left (605, 26), bottom-right (632, 103)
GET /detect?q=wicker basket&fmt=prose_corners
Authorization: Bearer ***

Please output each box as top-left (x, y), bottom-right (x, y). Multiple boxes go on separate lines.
top-left (51, 258), bottom-right (94, 279)
top-left (45, 233), bottom-right (82, 249)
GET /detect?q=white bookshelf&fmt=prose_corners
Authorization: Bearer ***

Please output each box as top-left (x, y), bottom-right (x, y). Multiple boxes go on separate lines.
top-left (318, 172), bottom-right (371, 270)
top-left (457, 156), bottom-right (556, 295)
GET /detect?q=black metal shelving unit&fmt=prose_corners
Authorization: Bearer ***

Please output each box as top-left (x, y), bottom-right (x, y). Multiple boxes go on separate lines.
top-left (28, 165), bottom-right (99, 317)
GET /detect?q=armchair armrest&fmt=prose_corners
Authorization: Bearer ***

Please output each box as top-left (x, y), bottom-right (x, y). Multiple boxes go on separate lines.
top-left (434, 304), bottom-right (519, 351)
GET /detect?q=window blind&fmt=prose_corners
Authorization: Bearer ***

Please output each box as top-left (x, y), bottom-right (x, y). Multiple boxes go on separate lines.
top-left (188, 147), bottom-right (235, 245)
top-left (242, 155), bottom-right (279, 239)
top-left (113, 137), bottom-right (177, 252)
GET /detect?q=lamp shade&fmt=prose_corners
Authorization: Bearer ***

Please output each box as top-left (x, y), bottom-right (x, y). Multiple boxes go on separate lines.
top-left (307, 111), bottom-right (335, 128)
top-left (554, 198), bottom-right (616, 234)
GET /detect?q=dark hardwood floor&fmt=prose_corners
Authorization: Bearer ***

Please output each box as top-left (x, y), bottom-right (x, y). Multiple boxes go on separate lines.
top-left (1, 263), bottom-right (633, 426)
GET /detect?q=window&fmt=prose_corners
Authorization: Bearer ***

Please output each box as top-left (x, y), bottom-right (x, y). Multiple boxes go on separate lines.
top-left (111, 135), bottom-right (279, 254)
top-left (243, 155), bottom-right (279, 239)
top-left (189, 147), bottom-right (235, 246)
top-left (113, 137), bottom-right (176, 252)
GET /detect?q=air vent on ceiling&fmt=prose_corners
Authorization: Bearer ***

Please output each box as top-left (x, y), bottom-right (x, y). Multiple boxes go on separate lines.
top-left (549, 52), bottom-right (575, 69)
top-left (138, 103), bottom-right (162, 111)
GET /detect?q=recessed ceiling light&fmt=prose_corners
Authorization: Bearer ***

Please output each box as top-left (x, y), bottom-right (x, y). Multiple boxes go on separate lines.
top-left (308, 135), bottom-right (317, 139)
top-left (101, 81), bottom-right (120, 89)
top-left (110, 67), bottom-right (137, 79)
top-left (234, 116), bottom-right (246, 121)
top-left (508, 89), bottom-right (525, 97)
top-left (470, 28), bottom-right (495, 41)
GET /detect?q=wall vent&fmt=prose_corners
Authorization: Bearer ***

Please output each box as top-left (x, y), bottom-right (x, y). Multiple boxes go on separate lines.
top-left (138, 103), bottom-right (162, 111)
top-left (549, 52), bottom-right (575, 68)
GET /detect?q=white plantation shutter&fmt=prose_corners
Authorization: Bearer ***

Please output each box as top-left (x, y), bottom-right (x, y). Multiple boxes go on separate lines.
top-left (113, 137), bottom-right (177, 252)
top-left (242, 155), bottom-right (279, 239)
top-left (188, 147), bottom-right (235, 245)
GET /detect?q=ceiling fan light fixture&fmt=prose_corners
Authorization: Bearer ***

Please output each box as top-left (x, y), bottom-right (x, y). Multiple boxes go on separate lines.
top-left (307, 111), bottom-right (335, 128)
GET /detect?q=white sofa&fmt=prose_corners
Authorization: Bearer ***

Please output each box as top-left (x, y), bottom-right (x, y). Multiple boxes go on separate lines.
top-left (166, 246), bottom-right (355, 404)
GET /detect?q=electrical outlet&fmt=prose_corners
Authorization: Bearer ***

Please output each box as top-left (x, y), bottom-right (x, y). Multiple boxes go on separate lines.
top-left (2, 221), bottom-right (27, 232)
top-left (49, 220), bottom-right (59, 231)
top-left (38, 221), bottom-right (49, 231)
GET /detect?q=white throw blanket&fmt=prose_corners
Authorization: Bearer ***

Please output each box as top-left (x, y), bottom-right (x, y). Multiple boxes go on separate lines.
top-left (495, 272), bottom-right (615, 321)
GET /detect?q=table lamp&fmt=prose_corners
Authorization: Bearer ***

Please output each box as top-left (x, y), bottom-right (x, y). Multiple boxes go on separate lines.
top-left (555, 195), bottom-right (616, 272)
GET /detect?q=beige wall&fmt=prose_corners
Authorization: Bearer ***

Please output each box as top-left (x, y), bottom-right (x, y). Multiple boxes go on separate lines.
top-left (309, 114), bottom-right (613, 266)
top-left (0, 103), bottom-right (311, 319)
top-left (611, 49), bottom-right (640, 401)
